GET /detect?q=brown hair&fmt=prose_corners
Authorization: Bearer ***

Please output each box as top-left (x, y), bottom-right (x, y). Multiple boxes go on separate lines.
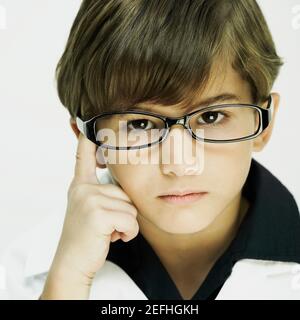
top-left (56, 0), bottom-right (283, 120)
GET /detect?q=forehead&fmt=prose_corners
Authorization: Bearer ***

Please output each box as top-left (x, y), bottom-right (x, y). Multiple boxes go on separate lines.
top-left (132, 64), bottom-right (253, 114)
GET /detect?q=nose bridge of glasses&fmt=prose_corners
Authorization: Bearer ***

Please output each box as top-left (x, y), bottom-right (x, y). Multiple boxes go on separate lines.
top-left (165, 116), bottom-right (187, 129)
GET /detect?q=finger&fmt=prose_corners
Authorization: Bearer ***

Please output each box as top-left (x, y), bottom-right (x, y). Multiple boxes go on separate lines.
top-left (74, 133), bottom-right (98, 184)
top-left (100, 211), bottom-right (139, 240)
top-left (99, 196), bottom-right (138, 218)
top-left (98, 184), bottom-right (134, 204)
top-left (120, 231), bottom-right (138, 242)
top-left (110, 230), bottom-right (121, 242)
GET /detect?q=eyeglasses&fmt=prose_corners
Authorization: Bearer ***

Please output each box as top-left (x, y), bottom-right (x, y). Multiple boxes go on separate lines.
top-left (76, 95), bottom-right (273, 150)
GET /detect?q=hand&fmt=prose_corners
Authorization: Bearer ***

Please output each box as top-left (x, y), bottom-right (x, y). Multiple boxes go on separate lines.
top-left (40, 133), bottom-right (139, 299)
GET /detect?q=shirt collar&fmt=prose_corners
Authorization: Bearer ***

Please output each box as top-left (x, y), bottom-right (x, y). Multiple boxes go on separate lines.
top-left (115, 158), bottom-right (300, 274)
top-left (229, 158), bottom-right (300, 262)
top-left (24, 159), bottom-right (300, 278)
top-left (127, 158), bottom-right (300, 300)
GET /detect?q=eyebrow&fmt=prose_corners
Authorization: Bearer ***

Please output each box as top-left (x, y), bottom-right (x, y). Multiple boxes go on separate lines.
top-left (129, 93), bottom-right (241, 113)
top-left (187, 93), bottom-right (241, 109)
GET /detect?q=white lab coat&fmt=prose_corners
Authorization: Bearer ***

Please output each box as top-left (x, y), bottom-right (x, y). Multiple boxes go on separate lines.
top-left (1, 170), bottom-right (300, 300)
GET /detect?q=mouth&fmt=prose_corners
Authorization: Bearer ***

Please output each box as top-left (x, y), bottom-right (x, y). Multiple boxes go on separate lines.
top-left (158, 191), bottom-right (208, 204)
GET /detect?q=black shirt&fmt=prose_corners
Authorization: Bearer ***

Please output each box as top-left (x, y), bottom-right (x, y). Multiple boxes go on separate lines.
top-left (106, 158), bottom-right (300, 300)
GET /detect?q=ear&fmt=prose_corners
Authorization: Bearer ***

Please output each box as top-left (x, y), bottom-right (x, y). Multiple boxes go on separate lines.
top-left (69, 117), bottom-right (107, 169)
top-left (69, 117), bottom-right (80, 138)
top-left (253, 92), bottom-right (280, 152)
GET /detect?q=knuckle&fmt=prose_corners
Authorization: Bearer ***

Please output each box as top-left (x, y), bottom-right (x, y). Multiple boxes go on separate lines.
top-left (125, 205), bottom-right (137, 217)
top-left (126, 214), bottom-right (138, 229)
top-left (130, 206), bottom-right (138, 216)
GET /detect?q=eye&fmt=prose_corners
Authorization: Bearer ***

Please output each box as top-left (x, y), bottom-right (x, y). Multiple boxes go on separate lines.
top-left (127, 119), bottom-right (156, 130)
top-left (197, 111), bottom-right (226, 125)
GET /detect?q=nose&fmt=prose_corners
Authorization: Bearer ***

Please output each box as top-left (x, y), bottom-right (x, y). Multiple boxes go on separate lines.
top-left (159, 124), bottom-right (204, 177)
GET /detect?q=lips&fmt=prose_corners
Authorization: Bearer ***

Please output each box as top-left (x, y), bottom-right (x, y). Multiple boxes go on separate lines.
top-left (158, 191), bottom-right (208, 204)
top-left (158, 190), bottom-right (207, 197)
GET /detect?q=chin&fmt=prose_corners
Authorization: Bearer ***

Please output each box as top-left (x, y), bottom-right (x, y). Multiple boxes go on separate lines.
top-left (156, 214), bottom-right (215, 234)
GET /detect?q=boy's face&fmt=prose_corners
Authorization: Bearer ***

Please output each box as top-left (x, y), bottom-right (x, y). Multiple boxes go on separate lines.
top-left (73, 64), bottom-right (279, 235)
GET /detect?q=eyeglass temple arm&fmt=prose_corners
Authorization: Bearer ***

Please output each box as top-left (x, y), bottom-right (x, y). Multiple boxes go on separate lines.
top-left (262, 95), bottom-right (274, 129)
top-left (76, 117), bottom-right (85, 135)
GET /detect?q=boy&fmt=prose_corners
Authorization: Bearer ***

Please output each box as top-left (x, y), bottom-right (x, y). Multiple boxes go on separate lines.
top-left (1, 0), bottom-right (300, 300)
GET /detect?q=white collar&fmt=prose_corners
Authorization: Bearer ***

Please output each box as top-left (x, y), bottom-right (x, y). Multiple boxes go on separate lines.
top-left (22, 209), bottom-right (300, 299)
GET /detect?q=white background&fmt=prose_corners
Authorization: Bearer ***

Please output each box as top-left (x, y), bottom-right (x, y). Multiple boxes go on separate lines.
top-left (0, 0), bottom-right (299, 253)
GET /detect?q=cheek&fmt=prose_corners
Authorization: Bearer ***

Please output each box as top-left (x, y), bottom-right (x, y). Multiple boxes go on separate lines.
top-left (204, 141), bottom-right (253, 193)
top-left (107, 164), bottom-right (153, 199)
top-left (106, 141), bottom-right (253, 210)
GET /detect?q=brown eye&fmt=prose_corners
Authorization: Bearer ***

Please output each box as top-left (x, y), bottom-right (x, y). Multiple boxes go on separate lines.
top-left (197, 112), bottom-right (225, 125)
top-left (128, 119), bottom-right (155, 130)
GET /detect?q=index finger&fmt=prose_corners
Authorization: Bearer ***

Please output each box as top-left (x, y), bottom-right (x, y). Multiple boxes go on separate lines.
top-left (74, 133), bottom-right (98, 184)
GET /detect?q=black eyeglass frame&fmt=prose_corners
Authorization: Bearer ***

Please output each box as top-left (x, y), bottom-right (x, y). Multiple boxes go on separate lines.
top-left (76, 95), bottom-right (273, 150)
